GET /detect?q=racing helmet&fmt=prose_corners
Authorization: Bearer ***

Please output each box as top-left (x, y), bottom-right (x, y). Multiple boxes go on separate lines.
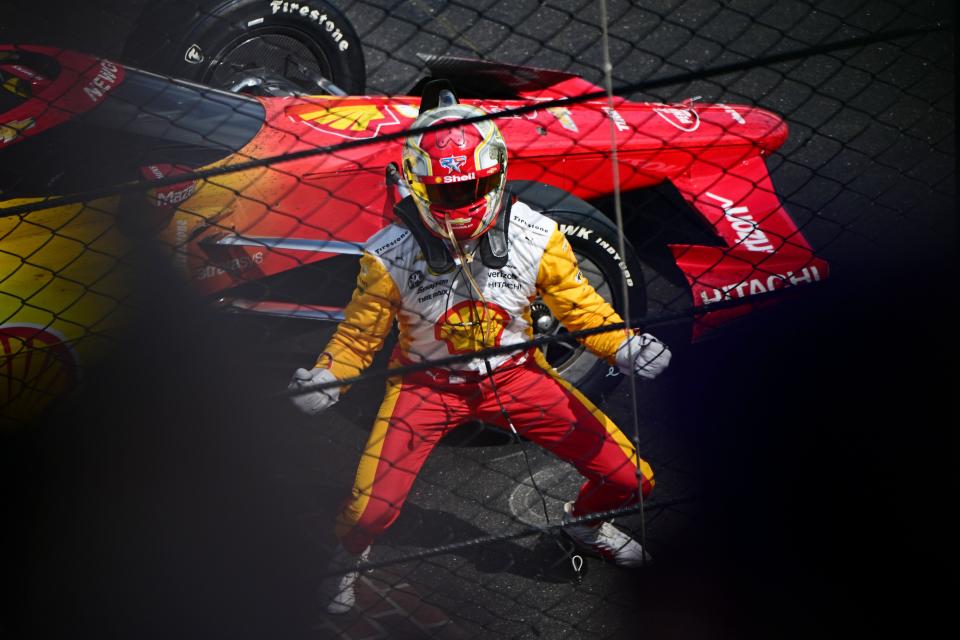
top-left (402, 103), bottom-right (507, 241)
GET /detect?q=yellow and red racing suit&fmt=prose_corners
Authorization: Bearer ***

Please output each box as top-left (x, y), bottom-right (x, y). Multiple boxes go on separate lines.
top-left (318, 201), bottom-right (654, 554)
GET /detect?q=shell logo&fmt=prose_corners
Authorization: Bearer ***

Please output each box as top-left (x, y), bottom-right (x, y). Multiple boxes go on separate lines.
top-left (434, 301), bottom-right (510, 355)
top-left (286, 103), bottom-right (401, 139)
top-left (0, 325), bottom-right (79, 425)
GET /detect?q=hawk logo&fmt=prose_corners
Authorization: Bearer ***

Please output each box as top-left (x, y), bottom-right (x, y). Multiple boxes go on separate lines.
top-left (407, 270), bottom-right (424, 289)
top-left (287, 103), bottom-right (401, 139)
top-left (439, 155), bottom-right (467, 173)
top-left (435, 301), bottom-right (510, 355)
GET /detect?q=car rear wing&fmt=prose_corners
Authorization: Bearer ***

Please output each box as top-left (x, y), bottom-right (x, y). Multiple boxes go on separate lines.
top-left (668, 154), bottom-right (830, 338)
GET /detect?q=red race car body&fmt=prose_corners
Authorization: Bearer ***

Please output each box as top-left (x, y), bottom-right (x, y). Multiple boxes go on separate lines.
top-left (1, 45), bottom-right (829, 421)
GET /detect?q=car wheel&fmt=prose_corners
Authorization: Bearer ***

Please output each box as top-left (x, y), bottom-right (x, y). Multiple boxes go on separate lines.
top-left (509, 181), bottom-right (647, 399)
top-left (121, 0), bottom-right (365, 95)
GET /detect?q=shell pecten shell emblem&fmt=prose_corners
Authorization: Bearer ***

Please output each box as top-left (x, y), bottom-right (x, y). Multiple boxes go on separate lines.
top-left (0, 325), bottom-right (78, 426)
top-left (286, 103), bottom-right (401, 138)
top-left (434, 301), bottom-right (510, 355)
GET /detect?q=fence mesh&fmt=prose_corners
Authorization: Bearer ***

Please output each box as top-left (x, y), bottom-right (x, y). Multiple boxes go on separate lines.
top-left (0, 1), bottom-right (954, 638)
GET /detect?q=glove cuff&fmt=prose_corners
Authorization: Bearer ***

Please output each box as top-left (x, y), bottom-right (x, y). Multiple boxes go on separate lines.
top-left (614, 334), bottom-right (644, 375)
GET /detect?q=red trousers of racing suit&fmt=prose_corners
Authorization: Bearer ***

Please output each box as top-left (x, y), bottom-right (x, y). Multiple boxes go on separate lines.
top-left (335, 351), bottom-right (654, 555)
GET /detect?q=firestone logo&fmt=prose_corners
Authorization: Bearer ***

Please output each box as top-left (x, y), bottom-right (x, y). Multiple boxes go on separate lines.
top-left (269, 1), bottom-right (352, 52)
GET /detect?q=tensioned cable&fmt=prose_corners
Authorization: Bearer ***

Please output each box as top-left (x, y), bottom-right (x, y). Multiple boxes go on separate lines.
top-left (1, 22), bottom-right (947, 219)
top-left (597, 0), bottom-right (650, 567)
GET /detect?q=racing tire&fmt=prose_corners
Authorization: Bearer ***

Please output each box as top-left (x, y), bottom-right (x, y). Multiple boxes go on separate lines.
top-left (121, 0), bottom-right (365, 94)
top-left (510, 181), bottom-right (647, 400)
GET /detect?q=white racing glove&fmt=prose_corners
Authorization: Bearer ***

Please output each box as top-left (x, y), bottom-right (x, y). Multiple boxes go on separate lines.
top-left (615, 333), bottom-right (672, 380)
top-left (288, 367), bottom-right (340, 415)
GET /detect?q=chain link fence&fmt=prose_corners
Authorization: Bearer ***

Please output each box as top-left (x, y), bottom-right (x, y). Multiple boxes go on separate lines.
top-left (0, 1), bottom-right (953, 638)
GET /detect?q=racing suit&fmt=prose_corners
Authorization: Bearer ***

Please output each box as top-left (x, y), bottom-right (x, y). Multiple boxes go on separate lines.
top-left (318, 200), bottom-right (654, 555)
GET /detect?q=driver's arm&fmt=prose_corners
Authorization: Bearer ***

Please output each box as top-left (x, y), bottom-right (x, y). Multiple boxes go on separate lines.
top-left (536, 228), bottom-right (629, 363)
top-left (316, 252), bottom-right (400, 380)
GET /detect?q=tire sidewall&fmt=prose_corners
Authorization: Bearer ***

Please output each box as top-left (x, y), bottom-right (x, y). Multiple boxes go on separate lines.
top-left (124, 0), bottom-right (365, 93)
top-left (510, 180), bottom-right (647, 397)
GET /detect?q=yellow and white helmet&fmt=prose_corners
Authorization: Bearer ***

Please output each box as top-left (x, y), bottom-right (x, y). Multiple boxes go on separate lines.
top-left (402, 103), bottom-right (507, 240)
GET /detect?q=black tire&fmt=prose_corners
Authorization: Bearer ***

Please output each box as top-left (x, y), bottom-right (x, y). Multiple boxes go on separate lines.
top-left (510, 181), bottom-right (647, 399)
top-left (121, 0), bottom-right (365, 94)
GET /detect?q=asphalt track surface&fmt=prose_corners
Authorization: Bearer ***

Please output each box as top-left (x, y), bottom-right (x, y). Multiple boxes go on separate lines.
top-left (1, 1), bottom-right (955, 638)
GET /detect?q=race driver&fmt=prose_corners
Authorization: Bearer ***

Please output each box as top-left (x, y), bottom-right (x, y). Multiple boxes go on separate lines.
top-left (289, 89), bottom-right (671, 615)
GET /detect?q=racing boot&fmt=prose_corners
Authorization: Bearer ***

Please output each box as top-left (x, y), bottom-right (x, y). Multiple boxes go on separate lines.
top-left (561, 502), bottom-right (653, 568)
top-left (320, 544), bottom-right (370, 614)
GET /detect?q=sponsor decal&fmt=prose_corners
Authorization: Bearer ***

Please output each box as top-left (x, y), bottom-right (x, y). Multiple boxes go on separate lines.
top-left (7, 63), bottom-right (43, 81)
top-left (371, 229), bottom-right (409, 255)
top-left (395, 103), bottom-right (419, 118)
top-left (699, 266), bottom-right (823, 305)
top-left (487, 269), bottom-right (521, 291)
top-left (704, 191), bottom-right (775, 253)
top-left (558, 223), bottom-right (593, 240)
top-left (154, 183), bottom-right (196, 208)
top-left (82, 59), bottom-right (120, 102)
top-left (481, 104), bottom-right (538, 120)
top-left (593, 236), bottom-right (633, 287)
top-left (435, 300), bottom-right (510, 355)
top-left (512, 216), bottom-right (550, 235)
top-left (268, 1), bottom-right (352, 52)
top-left (140, 164), bottom-right (197, 209)
top-left (547, 106), bottom-right (578, 133)
top-left (415, 280), bottom-right (450, 303)
top-left (0, 325), bottom-right (79, 420)
top-left (407, 270), bottom-right (424, 290)
top-left (640, 160), bottom-right (685, 174)
top-left (0, 118), bottom-right (35, 145)
top-left (437, 171), bottom-right (476, 184)
top-left (194, 252), bottom-right (264, 280)
top-left (602, 107), bottom-right (630, 132)
top-left (287, 103), bottom-right (401, 139)
top-left (653, 105), bottom-right (700, 132)
top-left (184, 44), bottom-right (204, 64)
top-left (717, 103), bottom-right (746, 125)
top-left (2, 75), bottom-right (30, 98)
top-left (173, 218), bottom-right (189, 272)
top-left (439, 155), bottom-right (467, 173)
top-left (559, 227), bottom-right (635, 287)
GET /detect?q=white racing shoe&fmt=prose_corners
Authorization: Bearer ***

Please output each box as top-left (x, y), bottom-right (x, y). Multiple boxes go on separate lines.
top-left (562, 502), bottom-right (653, 568)
top-left (320, 544), bottom-right (371, 614)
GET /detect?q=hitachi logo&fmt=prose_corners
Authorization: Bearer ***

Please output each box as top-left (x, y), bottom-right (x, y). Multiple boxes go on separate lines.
top-left (700, 266), bottom-right (823, 304)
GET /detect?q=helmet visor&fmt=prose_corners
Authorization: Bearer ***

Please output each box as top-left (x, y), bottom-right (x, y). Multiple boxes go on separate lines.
top-left (422, 171), bottom-right (502, 209)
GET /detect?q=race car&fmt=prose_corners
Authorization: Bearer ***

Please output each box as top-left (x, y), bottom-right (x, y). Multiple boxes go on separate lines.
top-left (0, 39), bottom-right (829, 424)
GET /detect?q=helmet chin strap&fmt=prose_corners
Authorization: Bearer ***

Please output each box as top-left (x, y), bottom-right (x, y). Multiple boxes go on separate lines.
top-left (444, 217), bottom-right (490, 318)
